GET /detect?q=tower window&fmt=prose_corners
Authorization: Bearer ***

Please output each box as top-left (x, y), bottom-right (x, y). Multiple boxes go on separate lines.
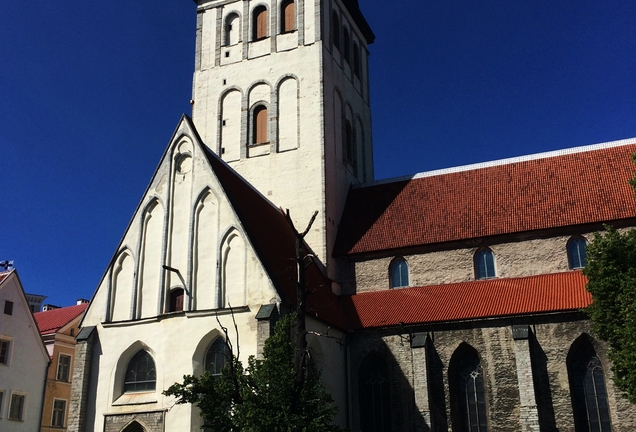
top-left (474, 248), bottom-right (495, 280)
top-left (353, 43), bottom-right (361, 77)
top-left (331, 11), bottom-right (340, 51)
top-left (169, 288), bottom-right (184, 312)
top-left (344, 119), bottom-right (354, 164)
top-left (252, 6), bottom-right (269, 40)
top-left (281, 0), bottom-right (295, 33)
top-left (343, 27), bottom-right (350, 63)
top-left (124, 350), bottom-right (156, 392)
top-left (224, 13), bottom-right (240, 46)
top-left (390, 258), bottom-right (409, 288)
top-left (567, 236), bottom-right (587, 269)
top-left (253, 105), bottom-right (268, 144)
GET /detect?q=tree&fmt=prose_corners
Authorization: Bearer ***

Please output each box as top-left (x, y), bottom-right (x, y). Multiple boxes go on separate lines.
top-left (163, 312), bottom-right (341, 431)
top-left (585, 225), bottom-right (636, 403)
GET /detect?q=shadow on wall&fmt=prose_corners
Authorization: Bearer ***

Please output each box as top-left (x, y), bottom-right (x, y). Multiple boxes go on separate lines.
top-left (529, 331), bottom-right (558, 432)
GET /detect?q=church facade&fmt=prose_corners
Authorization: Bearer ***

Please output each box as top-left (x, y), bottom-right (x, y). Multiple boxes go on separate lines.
top-left (69, 0), bottom-right (636, 431)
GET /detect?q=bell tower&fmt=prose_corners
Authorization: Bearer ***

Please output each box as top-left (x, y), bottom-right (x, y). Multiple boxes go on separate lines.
top-left (191, 0), bottom-right (374, 278)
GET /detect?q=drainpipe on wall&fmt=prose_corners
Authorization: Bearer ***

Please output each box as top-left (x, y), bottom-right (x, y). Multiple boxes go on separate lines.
top-left (39, 359), bottom-right (51, 430)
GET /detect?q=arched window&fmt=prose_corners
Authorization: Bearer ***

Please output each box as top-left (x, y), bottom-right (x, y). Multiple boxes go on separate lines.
top-left (343, 27), bottom-right (350, 63)
top-left (205, 338), bottom-right (231, 376)
top-left (359, 354), bottom-right (391, 432)
top-left (450, 345), bottom-right (488, 432)
top-left (253, 105), bottom-right (268, 144)
top-left (122, 421), bottom-right (146, 432)
top-left (224, 13), bottom-right (240, 46)
top-left (280, 0), bottom-right (295, 33)
top-left (353, 42), bottom-right (361, 77)
top-left (124, 350), bottom-right (156, 392)
top-left (252, 6), bottom-right (268, 40)
top-left (567, 237), bottom-right (587, 269)
top-left (331, 11), bottom-right (340, 50)
top-left (344, 119), bottom-right (354, 164)
top-left (169, 288), bottom-right (184, 312)
top-left (390, 258), bottom-right (409, 288)
top-left (474, 248), bottom-right (495, 280)
top-left (568, 337), bottom-right (612, 432)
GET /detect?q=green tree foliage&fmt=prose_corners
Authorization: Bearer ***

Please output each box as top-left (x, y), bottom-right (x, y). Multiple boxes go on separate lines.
top-left (163, 313), bottom-right (341, 432)
top-left (584, 226), bottom-right (636, 403)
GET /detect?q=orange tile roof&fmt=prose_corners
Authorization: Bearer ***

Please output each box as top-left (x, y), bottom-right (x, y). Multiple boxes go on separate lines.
top-left (342, 271), bottom-right (590, 329)
top-left (0, 270), bottom-right (11, 284)
top-left (34, 303), bottom-right (88, 335)
top-left (335, 143), bottom-right (636, 255)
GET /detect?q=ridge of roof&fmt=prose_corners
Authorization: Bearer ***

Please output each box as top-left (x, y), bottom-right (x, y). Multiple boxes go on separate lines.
top-left (34, 303), bottom-right (88, 335)
top-left (358, 136), bottom-right (636, 188)
top-left (343, 271), bottom-right (590, 329)
top-left (335, 141), bottom-right (636, 255)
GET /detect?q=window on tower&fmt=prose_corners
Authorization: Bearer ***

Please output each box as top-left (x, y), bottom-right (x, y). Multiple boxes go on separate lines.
top-left (252, 6), bottom-right (269, 40)
top-left (224, 12), bottom-right (241, 46)
top-left (281, 0), bottom-right (295, 33)
top-left (253, 105), bottom-right (268, 144)
top-left (353, 42), bottom-right (361, 78)
top-left (343, 27), bottom-right (350, 63)
top-left (331, 11), bottom-right (340, 51)
top-left (344, 119), bottom-right (355, 165)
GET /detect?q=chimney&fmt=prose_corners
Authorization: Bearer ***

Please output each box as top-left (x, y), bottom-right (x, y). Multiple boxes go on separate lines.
top-left (42, 304), bottom-right (60, 311)
top-left (76, 299), bottom-right (89, 305)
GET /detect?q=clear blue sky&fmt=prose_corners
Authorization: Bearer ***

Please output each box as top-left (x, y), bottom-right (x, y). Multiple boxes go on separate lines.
top-left (2, 1), bottom-right (636, 307)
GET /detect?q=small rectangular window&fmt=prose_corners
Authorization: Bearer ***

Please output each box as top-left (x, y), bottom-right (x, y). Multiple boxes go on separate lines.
top-left (52, 399), bottom-right (67, 427)
top-left (57, 355), bottom-right (71, 382)
top-left (4, 300), bottom-right (13, 315)
top-left (9, 393), bottom-right (25, 421)
top-left (0, 340), bottom-right (9, 365)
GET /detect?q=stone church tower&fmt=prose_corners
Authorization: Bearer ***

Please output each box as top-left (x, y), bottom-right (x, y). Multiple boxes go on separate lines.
top-left (190, 0), bottom-right (375, 276)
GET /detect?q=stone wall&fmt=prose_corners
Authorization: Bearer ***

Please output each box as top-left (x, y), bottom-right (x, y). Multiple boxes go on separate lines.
top-left (348, 315), bottom-right (635, 432)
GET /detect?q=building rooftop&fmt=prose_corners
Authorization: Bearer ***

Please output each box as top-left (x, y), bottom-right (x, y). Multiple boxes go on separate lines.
top-left (34, 302), bottom-right (88, 335)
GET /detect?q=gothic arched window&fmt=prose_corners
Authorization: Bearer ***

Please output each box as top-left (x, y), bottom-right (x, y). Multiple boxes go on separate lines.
top-left (567, 236), bottom-right (587, 269)
top-left (568, 337), bottom-right (612, 432)
top-left (252, 6), bottom-right (268, 40)
top-left (169, 288), bottom-right (184, 312)
top-left (474, 248), bottom-right (495, 280)
top-left (331, 11), bottom-right (340, 50)
top-left (205, 338), bottom-right (231, 376)
top-left (281, 0), bottom-right (295, 33)
top-left (224, 13), bottom-right (240, 46)
top-left (359, 354), bottom-right (391, 432)
top-left (390, 258), bottom-right (409, 288)
top-left (122, 421), bottom-right (146, 432)
top-left (124, 350), bottom-right (156, 392)
top-left (253, 105), bottom-right (268, 144)
top-left (450, 345), bottom-right (488, 432)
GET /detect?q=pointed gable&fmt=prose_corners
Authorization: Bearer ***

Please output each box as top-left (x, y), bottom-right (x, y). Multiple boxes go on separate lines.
top-left (34, 303), bottom-right (88, 335)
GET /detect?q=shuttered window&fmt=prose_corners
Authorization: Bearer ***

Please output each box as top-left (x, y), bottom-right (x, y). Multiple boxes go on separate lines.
top-left (253, 105), bottom-right (268, 144)
top-left (253, 6), bottom-right (268, 40)
top-left (281, 0), bottom-right (295, 33)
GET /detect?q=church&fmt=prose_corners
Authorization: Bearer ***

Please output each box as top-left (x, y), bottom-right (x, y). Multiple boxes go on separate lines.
top-left (69, 0), bottom-right (636, 431)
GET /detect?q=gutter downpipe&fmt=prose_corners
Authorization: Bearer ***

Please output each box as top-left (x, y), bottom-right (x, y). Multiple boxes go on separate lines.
top-left (39, 359), bottom-right (51, 430)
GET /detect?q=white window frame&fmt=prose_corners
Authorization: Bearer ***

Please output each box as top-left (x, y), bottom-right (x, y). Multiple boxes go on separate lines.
top-left (51, 398), bottom-right (67, 428)
top-left (56, 353), bottom-right (72, 382)
top-left (0, 336), bottom-right (12, 366)
top-left (8, 391), bottom-right (27, 421)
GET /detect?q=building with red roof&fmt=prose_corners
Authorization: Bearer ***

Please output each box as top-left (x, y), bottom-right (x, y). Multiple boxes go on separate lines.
top-left (68, 1), bottom-right (636, 432)
top-left (34, 301), bottom-right (88, 432)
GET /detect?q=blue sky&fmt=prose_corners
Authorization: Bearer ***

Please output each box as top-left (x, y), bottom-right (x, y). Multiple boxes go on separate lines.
top-left (2, 1), bottom-right (636, 307)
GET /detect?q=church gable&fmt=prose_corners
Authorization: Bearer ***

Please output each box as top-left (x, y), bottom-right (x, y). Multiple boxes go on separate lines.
top-left (82, 116), bottom-right (278, 326)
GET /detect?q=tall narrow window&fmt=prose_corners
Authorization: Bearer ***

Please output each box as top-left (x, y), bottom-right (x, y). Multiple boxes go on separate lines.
top-left (450, 345), bottom-right (488, 432)
top-left (253, 105), bottom-right (268, 144)
top-left (9, 393), bottom-right (25, 421)
top-left (353, 42), bottom-right (361, 77)
top-left (224, 13), bottom-right (240, 46)
top-left (253, 6), bottom-right (268, 40)
top-left (343, 28), bottom-right (351, 63)
top-left (345, 120), bottom-right (354, 164)
top-left (51, 399), bottom-right (67, 427)
top-left (124, 350), bottom-right (156, 392)
top-left (57, 354), bottom-right (71, 382)
top-left (0, 391), bottom-right (4, 419)
top-left (205, 338), bottom-right (231, 376)
top-left (359, 354), bottom-right (391, 432)
top-left (474, 248), bottom-right (495, 280)
top-left (169, 288), bottom-right (184, 312)
top-left (390, 258), bottom-right (409, 288)
top-left (568, 338), bottom-right (612, 432)
top-left (0, 339), bottom-right (9, 364)
top-left (567, 237), bottom-right (587, 269)
top-left (331, 11), bottom-right (340, 50)
top-left (281, 0), bottom-right (295, 33)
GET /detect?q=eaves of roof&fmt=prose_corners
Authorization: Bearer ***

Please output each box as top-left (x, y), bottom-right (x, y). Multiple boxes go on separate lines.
top-left (34, 303), bottom-right (88, 335)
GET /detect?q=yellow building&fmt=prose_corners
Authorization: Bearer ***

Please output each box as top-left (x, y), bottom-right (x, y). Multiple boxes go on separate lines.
top-left (34, 301), bottom-right (88, 431)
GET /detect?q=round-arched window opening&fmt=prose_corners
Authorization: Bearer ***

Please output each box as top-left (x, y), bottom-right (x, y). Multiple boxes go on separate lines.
top-left (390, 258), bottom-right (409, 288)
top-left (567, 236), bottom-right (587, 269)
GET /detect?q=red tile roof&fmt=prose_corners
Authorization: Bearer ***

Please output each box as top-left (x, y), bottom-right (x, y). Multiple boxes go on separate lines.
top-left (0, 270), bottom-right (11, 284)
top-left (34, 303), bottom-right (88, 335)
top-left (343, 271), bottom-right (590, 329)
top-left (203, 144), bottom-right (351, 330)
top-left (335, 143), bottom-right (636, 255)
